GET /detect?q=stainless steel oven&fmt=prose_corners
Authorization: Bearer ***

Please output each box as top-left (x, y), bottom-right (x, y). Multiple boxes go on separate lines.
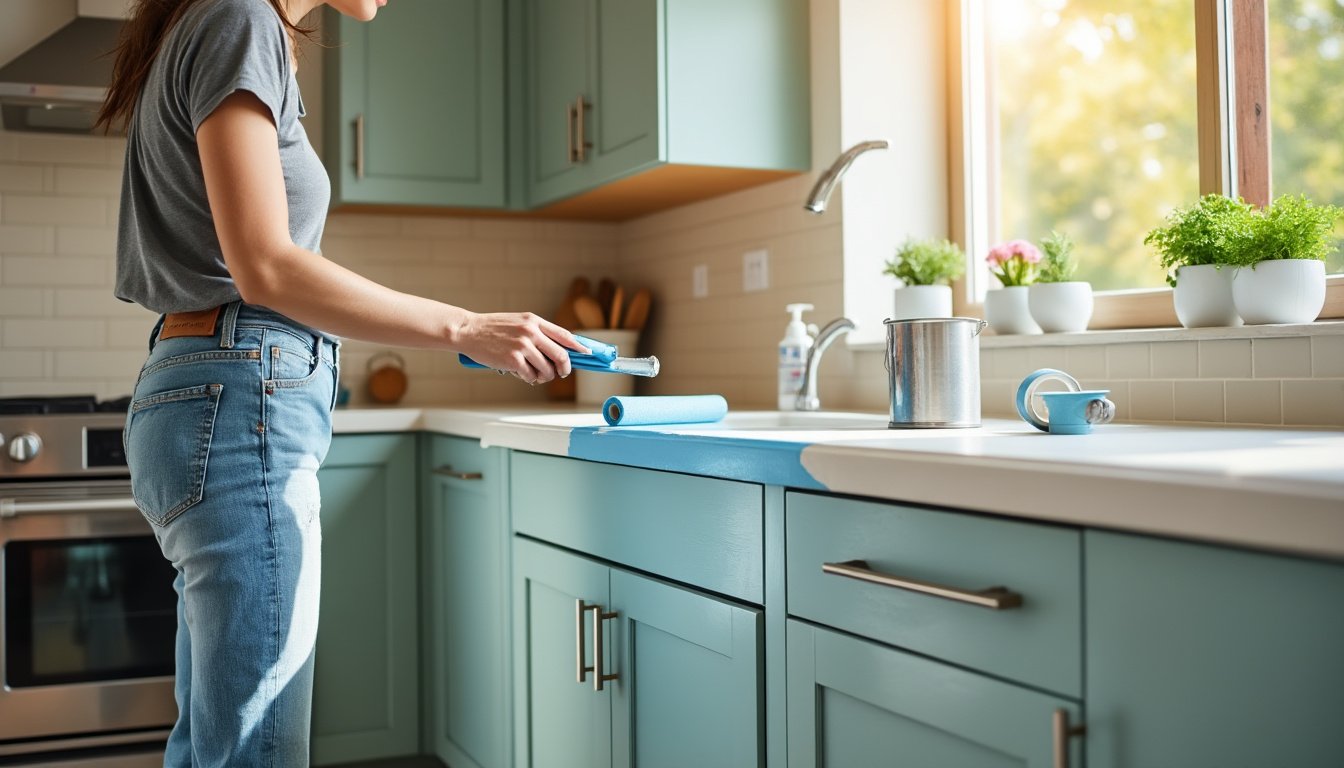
top-left (1, 405), bottom-right (175, 765)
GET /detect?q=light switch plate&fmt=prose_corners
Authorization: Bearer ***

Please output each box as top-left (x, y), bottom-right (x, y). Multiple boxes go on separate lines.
top-left (692, 264), bottom-right (709, 299)
top-left (743, 249), bottom-right (769, 292)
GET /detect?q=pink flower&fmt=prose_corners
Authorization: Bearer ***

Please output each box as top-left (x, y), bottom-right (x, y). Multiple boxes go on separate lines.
top-left (985, 239), bottom-right (1042, 266)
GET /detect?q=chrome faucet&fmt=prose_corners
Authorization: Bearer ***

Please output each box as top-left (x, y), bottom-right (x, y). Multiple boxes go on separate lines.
top-left (796, 317), bottom-right (855, 411)
top-left (803, 140), bottom-right (889, 214)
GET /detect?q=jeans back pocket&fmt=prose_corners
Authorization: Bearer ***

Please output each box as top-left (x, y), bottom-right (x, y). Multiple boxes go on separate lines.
top-left (126, 383), bottom-right (223, 526)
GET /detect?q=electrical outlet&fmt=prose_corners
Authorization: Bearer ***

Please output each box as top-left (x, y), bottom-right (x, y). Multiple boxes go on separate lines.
top-left (743, 249), bottom-right (769, 292)
top-left (692, 264), bottom-right (709, 298)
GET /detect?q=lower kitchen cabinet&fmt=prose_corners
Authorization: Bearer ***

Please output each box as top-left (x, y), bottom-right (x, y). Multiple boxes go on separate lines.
top-left (422, 435), bottom-right (511, 768)
top-left (1086, 531), bottom-right (1344, 767)
top-left (311, 434), bottom-right (419, 766)
top-left (513, 537), bottom-right (763, 768)
top-left (786, 620), bottom-right (1081, 767)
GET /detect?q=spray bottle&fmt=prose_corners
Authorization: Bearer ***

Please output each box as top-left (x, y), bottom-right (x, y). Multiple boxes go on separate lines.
top-left (778, 303), bottom-right (815, 410)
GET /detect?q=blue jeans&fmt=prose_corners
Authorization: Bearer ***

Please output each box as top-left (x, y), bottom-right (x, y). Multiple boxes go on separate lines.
top-left (125, 302), bottom-right (339, 767)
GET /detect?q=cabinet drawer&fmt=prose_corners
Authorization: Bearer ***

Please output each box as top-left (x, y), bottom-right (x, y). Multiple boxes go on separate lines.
top-left (786, 492), bottom-right (1081, 697)
top-left (512, 452), bottom-right (764, 604)
top-left (426, 434), bottom-right (493, 485)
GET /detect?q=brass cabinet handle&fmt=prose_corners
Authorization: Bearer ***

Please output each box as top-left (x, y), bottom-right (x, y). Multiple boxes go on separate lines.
top-left (574, 95), bottom-right (593, 163)
top-left (821, 559), bottom-right (1023, 610)
top-left (1052, 708), bottom-right (1086, 768)
top-left (576, 600), bottom-right (596, 683)
top-left (433, 465), bottom-right (483, 481)
top-left (591, 603), bottom-right (618, 691)
top-left (566, 102), bottom-right (576, 164)
top-left (354, 113), bottom-right (365, 180)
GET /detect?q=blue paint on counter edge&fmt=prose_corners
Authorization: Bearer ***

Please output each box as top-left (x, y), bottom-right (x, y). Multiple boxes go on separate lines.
top-left (566, 426), bottom-right (827, 490)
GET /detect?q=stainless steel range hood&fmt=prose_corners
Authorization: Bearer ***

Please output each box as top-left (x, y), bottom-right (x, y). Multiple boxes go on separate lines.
top-left (0, 17), bottom-right (124, 135)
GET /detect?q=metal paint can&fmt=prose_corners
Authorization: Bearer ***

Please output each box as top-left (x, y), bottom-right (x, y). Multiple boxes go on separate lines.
top-left (883, 317), bottom-right (987, 428)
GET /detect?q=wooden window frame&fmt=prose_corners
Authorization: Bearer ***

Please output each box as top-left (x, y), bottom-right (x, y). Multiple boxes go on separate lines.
top-left (948, 0), bottom-right (1344, 327)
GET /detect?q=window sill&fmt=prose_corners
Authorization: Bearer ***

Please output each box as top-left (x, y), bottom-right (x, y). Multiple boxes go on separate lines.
top-left (847, 319), bottom-right (1344, 352)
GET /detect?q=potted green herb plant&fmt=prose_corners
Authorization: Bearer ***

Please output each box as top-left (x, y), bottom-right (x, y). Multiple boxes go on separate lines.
top-left (984, 239), bottom-right (1042, 335)
top-left (1027, 231), bottom-right (1093, 332)
top-left (1229, 194), bottom-right (1341, 325)
top-left (1144, 193), bottom-right (1253, 328)
top-left (884, 238), bottom-right (966, 320)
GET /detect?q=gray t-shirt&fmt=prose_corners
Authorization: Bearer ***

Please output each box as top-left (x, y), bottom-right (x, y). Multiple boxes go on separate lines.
top-left (115, 0), bottom-right (329, 314)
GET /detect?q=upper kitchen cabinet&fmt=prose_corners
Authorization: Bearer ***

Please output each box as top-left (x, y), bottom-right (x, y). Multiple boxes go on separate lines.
top-left (519, 0), bottom-right (810, 218)
top-left (323, 1), bottom-right (507, 209)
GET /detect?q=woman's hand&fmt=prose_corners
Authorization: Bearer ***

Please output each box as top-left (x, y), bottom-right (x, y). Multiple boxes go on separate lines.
top-left (453, 312), bottom-right (589, 384)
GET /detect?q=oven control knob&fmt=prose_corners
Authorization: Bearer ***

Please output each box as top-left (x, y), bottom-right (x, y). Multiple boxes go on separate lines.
top-left (8, 433), bottom-right (41, 463)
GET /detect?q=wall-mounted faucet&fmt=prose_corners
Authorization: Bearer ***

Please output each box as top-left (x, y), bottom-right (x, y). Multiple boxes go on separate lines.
top-left (797, 317), bottom-right (856, 411)
top-left (803, 140), bottom-right (889, 214)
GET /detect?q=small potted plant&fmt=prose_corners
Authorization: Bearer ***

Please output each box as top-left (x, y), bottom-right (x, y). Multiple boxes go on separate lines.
top-left (984, 239), bottom-right (1042, 335)
top-left (884, 237), bottom-right (966, 320)
top-left (1229, 194), bottom-right (1341, 325)
top-left (1144, 193), bottom-right (1252, 328)
top-left (1027, 231), bottom-right (1092, 332)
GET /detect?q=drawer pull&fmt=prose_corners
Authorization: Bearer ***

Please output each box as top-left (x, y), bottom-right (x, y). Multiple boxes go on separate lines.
top-left (577, 600), bottom-right (596, 684)
top-left (821, 559), bottom-right (1023, 610)
top-left (434, 465), bottom-right (483, 481)
top-left (591, 602), bottom-right (618, 692)
top-left (1052, 708), bottom-right (1086, 768)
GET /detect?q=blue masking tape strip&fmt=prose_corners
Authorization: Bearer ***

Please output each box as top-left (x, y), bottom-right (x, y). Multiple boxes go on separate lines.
top-left (566, 427), bottom-right (826, 490)
top-left (602, 395), bottom-right (728, 426)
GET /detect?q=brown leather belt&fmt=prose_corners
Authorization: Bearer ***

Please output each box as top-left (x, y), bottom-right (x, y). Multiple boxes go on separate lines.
top-left (159, 306), bottom-right (222, 340)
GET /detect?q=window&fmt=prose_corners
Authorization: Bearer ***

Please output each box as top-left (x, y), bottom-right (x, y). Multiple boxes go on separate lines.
top-left (954, 0), bottom-right (1344, 324)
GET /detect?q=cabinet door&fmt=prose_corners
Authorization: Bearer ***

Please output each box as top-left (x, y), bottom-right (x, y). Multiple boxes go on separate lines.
top-left (423, 437), bottom-right (509, 768)
top-left (1087, 531), bottom-right (1344, 767)
top-left (787, 620), bottom-right (1080, 768)
top-left (513, 538), bottom-right (613, 768)
top-left (326, 1), bottom-right (506, 207)
top-left (311, 434), bottom-right (418, 765)
top-left (524, 0), bottom-right (660, 207)
top-left (610, 569), bottom-right (762, 768)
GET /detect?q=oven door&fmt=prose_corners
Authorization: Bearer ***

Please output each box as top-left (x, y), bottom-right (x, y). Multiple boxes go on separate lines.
top-left (0, 481), bottom-right (177, 747)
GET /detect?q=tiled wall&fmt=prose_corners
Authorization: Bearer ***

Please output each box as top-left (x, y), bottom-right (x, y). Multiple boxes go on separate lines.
top-left (0, 128), bottom-right (618, 406)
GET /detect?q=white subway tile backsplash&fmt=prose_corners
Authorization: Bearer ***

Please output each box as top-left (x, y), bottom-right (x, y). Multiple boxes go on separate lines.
top-left (3, 255), bottom-right (109, 287)
top-left (1105, 342), bottom-right (1150, 379)
top-left (0, 288), bottom-right (45, 316)
top-left (1198, 339), bottom-right (1252, 378)
top-left (1252, 337), bottom-right (1312, 378)
top-left (1225, 380), bottom-right (1282, 425)
top-left (54, 289), bottom-right (155, 318)
top-left (1314, 335), bottom-right (1344, 377)
top-left (4, 133), bottom-right (108, 165)
top-left (1173, 380), bottom-right (1225, 422)
top-left (0, 164), bottom-right (44, 193)
top-left (1282, 380), bottom-right (1344, 427)
top-left (54, 167), bottom-right (123, 196)
top-left (54, 349), bottom-right (146, 380)
top-left (1129, 380), bottom-right (1175, 422)
top-left (54, 226), bottom-right (117, 256)
top-left (107, 318), bottom-right (156, 349)
top-left (4, 319), bottom-right (106, 349)
top-left (1064, 345), bottom-right (1107, 379)
top-left (1150, 340), bottom-right (1197, 378)
top-left (2, 195), bottom-right (105, 226)
top-left (0, 224), bottom-right (56, 253)
top-left (0, 350), bottom-right (44, 378)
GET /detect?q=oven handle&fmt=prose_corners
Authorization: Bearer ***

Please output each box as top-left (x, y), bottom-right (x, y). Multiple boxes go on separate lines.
top-left (0, 497), bottom-right (140, 518)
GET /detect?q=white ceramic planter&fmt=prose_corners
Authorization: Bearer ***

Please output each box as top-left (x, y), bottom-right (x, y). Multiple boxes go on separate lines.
top-left (983, 286), bottom-right (1041, 335)
top-left (1028, 282), bottom-right (1093, 333)
top-left (892, 285), bottom-right (953, 320)
top-left (1172, 264), bottom-right (1241, 328)
top-left (1232, 259), bottom-right (1327, 325)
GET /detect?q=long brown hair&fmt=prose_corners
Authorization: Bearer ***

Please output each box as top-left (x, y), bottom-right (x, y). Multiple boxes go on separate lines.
top-left (95, 0), bottom-right (314, 134)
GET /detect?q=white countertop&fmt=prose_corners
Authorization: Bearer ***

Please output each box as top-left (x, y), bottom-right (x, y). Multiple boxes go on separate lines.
top-left (333, 405), bottom-right (1344, 560)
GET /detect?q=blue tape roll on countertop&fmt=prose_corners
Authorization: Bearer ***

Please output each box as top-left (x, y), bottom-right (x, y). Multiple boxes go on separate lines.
top-left (602, 395), bottom-right (729, 426)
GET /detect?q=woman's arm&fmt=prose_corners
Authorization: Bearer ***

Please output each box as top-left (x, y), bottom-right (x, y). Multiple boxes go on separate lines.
top-left (196, 90), bottom-right (582, 383)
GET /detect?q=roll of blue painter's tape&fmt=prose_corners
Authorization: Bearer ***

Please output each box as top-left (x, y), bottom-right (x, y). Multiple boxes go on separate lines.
top-left (602, 395), bottom-right (729, 427)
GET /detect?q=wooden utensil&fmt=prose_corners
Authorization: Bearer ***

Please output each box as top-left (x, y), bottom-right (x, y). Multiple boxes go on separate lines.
top-left (622, 288), bottom-right (651, 330)
top-left (573, 295), bottom-right (606, 329)
top-left (554, 294), bottom-right (581, 333)
top-left (596, 278), bottom-right (616, 321)
top-left (607, 285), bottom-right (625, 330)
top-left (569, 276), bottom-right (591, 301)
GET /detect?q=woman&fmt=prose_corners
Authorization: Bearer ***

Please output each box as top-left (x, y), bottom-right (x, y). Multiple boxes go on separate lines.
top-left (97, 0), bottom-right (580, 764)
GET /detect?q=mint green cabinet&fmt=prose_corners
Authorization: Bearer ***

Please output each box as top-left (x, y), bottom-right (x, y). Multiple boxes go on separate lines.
top-left (323, 1), bottom-right (506, 208)
top-left (513, 538), bottom-right (763, 768)
top-left (787, 620), bottom-right (1081, 767)
top-left (519, 0), bottom-right (810, 209)
top-left (311, 434), bottom-right (419, 765)
top-left (421, 436), bottom-right (511, 768)
top-left (1086, 531), bottom-right (1344, 767)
